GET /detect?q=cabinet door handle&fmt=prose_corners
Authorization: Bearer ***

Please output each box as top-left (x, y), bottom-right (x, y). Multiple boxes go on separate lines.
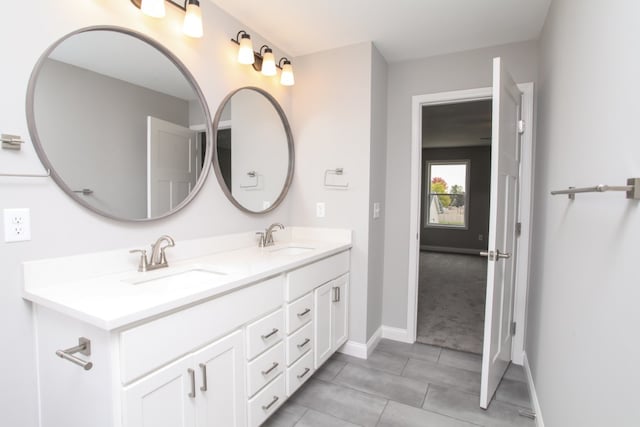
top-left (188, 368), bottom-right (196, 398)
top-left (261, 328), bottom-right (279, 340)
top-left (297, 367), bottom-right (311, 379)
top-left (199, 363), bottom-right (207, 392)
top-left (297, 338), bottom-right (311, 349)
top-left (262, 395), bottom-right (279, 411)
top-left (297, 308), bottom-right (311, 318)
top-left (332, 286), bottom-right (340, 302)
top-left (261, 361), bottom-right (279, 376)
top-left (337, 286), bottom-right (341, 302)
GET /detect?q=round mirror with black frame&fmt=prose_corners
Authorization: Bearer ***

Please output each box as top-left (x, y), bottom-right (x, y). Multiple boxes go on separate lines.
top-left (212, 87), bottom-right (294, 214)
top-left (26, 26), bottom-right (213, 221)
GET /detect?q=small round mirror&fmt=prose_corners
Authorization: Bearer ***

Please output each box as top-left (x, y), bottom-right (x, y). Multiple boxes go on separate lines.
top-left (27, 26), bottom-right (212, 221)
top-left (213, 87), bottom-right (294, 213)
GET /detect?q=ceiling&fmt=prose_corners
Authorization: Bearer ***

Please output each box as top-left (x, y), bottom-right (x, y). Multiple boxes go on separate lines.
top-left (423, 100), bottom-right (492, 148)
top-left (208, 0), bottom-right (552, 62)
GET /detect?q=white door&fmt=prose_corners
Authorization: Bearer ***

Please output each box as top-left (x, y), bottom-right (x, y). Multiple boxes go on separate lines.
top-left (193, 330), bottom-right (246, 427)
top-left (480, 57), bottom-right (522, 409)
top-left (123, 355), bottom-right (196, 427)
top-left (147, 116), bottom-right (198, 218)
top-left (331, 274), bottom-right (349, 349)
top-left (314, 281), bottom-right (333, 368)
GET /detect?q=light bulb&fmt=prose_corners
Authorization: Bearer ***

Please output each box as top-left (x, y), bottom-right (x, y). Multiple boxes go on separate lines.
top-left (280, 60), bottom-right (295, 86)
top-left (140, 0), bottom-right (165, 18)
top-left (237, 34), bottom-right (255, 65)
top-left (183, 0), bottom-right (203, 38)
top-left (261, 48), bottom-right (277, 76)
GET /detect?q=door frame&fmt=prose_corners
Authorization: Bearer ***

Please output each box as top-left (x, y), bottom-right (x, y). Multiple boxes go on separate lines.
top-left (407, 83), bottom-right (534, 364)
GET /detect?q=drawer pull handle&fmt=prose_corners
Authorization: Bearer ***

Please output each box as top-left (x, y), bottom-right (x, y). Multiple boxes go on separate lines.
top-left (188, 368), bottom-right (196, 398)
top-left (199, 363), bottom-right (208, 392)
top-left (262, 362), bottom-right (279, 376)
top-left (297, 338), bottom-right (311, 349)
top-left (262, 395), bottom-right (279, 411)
top-left (297, 367), bottom-right (311, 379)
top-left (332, 286), bottom-right (340, 302)
top-left (297, 308), bottom-right (311, 317)
top-left (261, 328), bottom-right (279, 340)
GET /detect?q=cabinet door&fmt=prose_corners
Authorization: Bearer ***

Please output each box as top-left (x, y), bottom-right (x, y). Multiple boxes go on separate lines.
top-left (314, 281), bottom-right (333, 368)
top-left (123, 355), bottom-right (196, 427)
top-left (332, 274), bottom-right (349, 350)
top-left (193, 330), bottom-right (246, 427)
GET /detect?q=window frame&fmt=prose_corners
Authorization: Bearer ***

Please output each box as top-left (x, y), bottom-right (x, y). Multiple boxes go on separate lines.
top-left (424, 159), bottom-right (471, 230)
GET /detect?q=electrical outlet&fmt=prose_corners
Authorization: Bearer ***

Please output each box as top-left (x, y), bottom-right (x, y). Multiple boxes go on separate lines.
top-left (373, 202), bottom-right (381, 219)
top-left (4, 208), bottom-right (31, 242)
top-left (478, 234), bottom-right (484, 241)
top-left (316, 202), bottom-right (325, 218)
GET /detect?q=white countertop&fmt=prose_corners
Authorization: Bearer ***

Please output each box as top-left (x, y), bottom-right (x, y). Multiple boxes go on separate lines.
top-left (23, 228), bottom-right (351, 331)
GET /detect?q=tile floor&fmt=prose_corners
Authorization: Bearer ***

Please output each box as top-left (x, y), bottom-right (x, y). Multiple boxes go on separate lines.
top-left (264, 339), bottom-right (534, 427)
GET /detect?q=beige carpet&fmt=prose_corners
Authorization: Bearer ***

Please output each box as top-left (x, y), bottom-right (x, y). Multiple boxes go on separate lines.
top-left (416, 251), bottom-right (487, 354)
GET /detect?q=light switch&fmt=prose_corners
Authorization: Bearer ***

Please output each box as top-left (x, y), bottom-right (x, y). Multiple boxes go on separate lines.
top-left (373, 202), bottom-right (381, 219)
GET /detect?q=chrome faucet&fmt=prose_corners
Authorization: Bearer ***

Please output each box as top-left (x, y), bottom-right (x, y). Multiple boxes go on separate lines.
top-left (130, 235), bottom-right (175, 272)
top-left (257, 223), bottom-right (285, 247)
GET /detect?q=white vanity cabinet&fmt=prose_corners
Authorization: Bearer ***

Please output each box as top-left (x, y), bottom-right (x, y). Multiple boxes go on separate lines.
top-left (314, 274), bottom-right (349, 368)
top-left (123, 330), bottom-right (244, 427)
top-left (28, 243), bottom-right (351, 427)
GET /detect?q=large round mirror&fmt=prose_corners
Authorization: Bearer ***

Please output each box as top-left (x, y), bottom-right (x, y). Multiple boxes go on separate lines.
top-left (213, 87), bottom-right (294, 213)
top-left (27, 26), bottom-right (212, 221)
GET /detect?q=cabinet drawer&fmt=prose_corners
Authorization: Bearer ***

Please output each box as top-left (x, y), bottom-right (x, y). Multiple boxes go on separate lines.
top-left (285, 251), bottom-right (349, 302)
top-left (247, 342), bottom-right (285, 397)
top-left (286, 350), bottom-right (314, 397)
top-left (121, 276), bottom-right (283, 384)
top-left (285, 322), bottom-right (313, 366)
top-left (285, 292), bottom-right (313, 334)
top-left (246, 309), bottom-right (284, 360)
top-left (247, 374), bottom-right (285, 427)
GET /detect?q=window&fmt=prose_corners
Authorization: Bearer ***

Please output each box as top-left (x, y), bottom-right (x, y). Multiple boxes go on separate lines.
top-left (425, 161), bottom-right (469, 228)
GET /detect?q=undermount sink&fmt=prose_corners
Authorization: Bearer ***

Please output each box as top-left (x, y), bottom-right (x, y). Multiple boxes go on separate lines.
top-left (123, 266), bottom-right (227, 286)
top-left (268, 245), bottom-right (315, 255)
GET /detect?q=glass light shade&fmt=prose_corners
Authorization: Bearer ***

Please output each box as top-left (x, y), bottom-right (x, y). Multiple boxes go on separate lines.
top-left (261, 50), bottom-right (277, 76)
top-left (140, 0), bottom-right (166, 18)
top-left (237, 35), bottom-right (255, 65)
top-left (183, 1), bottom-right (203, 38)
top-left (280, 62), bottom-right (295, 86)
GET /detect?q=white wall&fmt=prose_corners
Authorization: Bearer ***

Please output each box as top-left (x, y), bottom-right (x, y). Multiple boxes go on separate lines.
top-left (0, 2), bottom-right (293, 426)
top-left (382, 41), bottom-right (538, 330)
top-left (527, 0), bottom-right (640, 425)
top-left (289, 42), bottom-right (377, 344)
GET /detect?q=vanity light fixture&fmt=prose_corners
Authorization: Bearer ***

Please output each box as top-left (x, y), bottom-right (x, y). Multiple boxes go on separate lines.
top-left (278, 58), bottom-right (295, 86)
top-left (232, 31), bottom-right (255, 65)
top-left (260, 46), bottom-right (277, 76)
top-left (131, 0), bottom-right (204, 38)
top-left (231, 30), bottom-right (295, 86)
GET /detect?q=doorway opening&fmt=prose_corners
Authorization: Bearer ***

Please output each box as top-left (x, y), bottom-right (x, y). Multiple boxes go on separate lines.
top-left (417, 100), bottom-right (492, 355)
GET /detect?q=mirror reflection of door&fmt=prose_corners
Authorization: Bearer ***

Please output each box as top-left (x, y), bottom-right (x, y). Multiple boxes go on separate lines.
top-left (147, 117), bottom-right (199, 218)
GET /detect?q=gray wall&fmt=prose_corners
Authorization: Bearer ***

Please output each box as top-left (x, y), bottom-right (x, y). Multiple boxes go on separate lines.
top-left (527, 0), bottom-right (640, 425)
top-left (382, 40), bottom-right (538, 330)
top-left (0, 2), bottom-right (293, 426)
top-left (420, 146), bottom-right (491, 252)
top-left (366, 45), bottom-right (388, 340)
top-left (290, 42), bottom-right (386, 345)
top-left (35, 59), bottom-right (190, 219)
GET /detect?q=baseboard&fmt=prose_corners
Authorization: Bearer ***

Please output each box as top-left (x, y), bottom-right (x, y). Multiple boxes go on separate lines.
top-left (338, 326), bottom-right (383, 359)
top-left (421, 245), bottom-right (482, 255)
top-left (523, 352), bottom-right (544, 427)
top-left (381, 325), bottom-right (414, 343)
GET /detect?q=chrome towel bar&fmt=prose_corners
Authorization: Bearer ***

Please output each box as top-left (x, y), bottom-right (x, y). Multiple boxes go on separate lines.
top-left (56, 337), bottom-right (93, 371)
top-left (551, 178), bottom-right (639, 200)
